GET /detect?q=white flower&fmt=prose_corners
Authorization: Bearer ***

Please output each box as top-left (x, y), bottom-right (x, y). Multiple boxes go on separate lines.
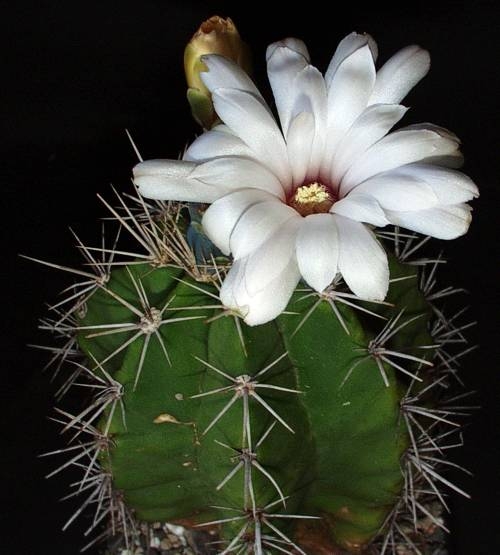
top-left (133, 33), bottom-right (478, 326)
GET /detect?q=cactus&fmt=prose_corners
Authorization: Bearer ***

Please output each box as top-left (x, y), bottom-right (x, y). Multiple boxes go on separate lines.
top-left (32, 17), bottom-right (478, 555)
top-left (34, 201), bottom-right (474, 554)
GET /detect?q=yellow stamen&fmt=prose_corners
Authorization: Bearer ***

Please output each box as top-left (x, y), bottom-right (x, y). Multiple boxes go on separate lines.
top-left (290, 182), bottom-right (334, 216)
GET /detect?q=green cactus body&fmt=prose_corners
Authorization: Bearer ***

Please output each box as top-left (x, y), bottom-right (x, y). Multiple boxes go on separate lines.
top-left (32, 187), bottom-right (474, 555)
top-left (73, 249), bottom-right (433, 552)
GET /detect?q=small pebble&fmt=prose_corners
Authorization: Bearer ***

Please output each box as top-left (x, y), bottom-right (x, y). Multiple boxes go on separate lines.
top-left (168, 533), bottom-right (181, 545)
top-left (150, 536), bottom-right (161, 549)
top-left (160, 538), bottom-right (172, 550)
top-left (107, 520), bottom-right (214, 555)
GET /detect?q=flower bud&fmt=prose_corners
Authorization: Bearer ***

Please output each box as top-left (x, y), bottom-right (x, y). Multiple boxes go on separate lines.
top-left (184, 16), bottom-right (251, 129)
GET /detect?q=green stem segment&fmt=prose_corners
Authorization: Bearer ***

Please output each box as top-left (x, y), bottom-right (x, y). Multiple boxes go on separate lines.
top-left (77, 255), bottom-right (431, 551)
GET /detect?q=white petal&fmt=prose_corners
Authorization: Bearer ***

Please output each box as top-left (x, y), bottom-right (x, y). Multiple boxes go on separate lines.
top-left (202, 189), bottom-right (277, 255)
top-left (243, 218), bottom-right (301, 295)
top-left (392, 163), bottom-right (479, 204)
top-left (230, 200), bottom-right (298, 260)
top-left (134, 176), bottom-right (220, 203)
top-left (369, 45), bottom-right (430, 105)
top-left (352, 173), bottom-right (439, 211)
top-left (286, 112), bottom-right (315, 188)
top-left (330, 104), bottom-right (408, 184)
top-left (267, 53), bottom-right (327, 180)
top-left (191, 157), bottom-right (285, 199)
top-left (332, 194), bottom-right (390, 226)
top-left (134, 159), bottom-right (195, 178)
top-left (280, 63), bottom-right (327, 186)
top-left (201, 54), bottom-right (261, 98)
top-left (390, 124), bottom-right (464, 168)
top-left (340, 127), bottom-right (460, 195)
top-left (289, 65), bottom-right (327, 122)
top-left (326, 44), bottom-right (376, 134)
top-left (184, 125), bottom-right (254, 162)
top-left (266, 38), bottom-right (310, 63)
top-left (402, 123), bottom-right (460, 141)
top-left (133, 159), bottom-right (223, 202)
top-left (288, 65), bottom-right (327, 180)
top-left (322, 44), bottom-right (376, 173)
top-left (425, 151), bottom-right (464, 169)
top-left (335, 215), bottom-right (389, 301)
top-left (325, 32), bottom-right (377, 88)
top-left (220, 216), bottom-right (302, 322)
top-left (211, 87), bottom-right (291, 183)
top-left (385, 204), bottom-right (473, 239)
top-left (266, 41), bottom-right (310, 134)
top-left (296, 213), bottom-right (339, 292)
top-left (220, 256), bottom-right (301, 326)
top-left (218, 256), bottom-right (247, 314)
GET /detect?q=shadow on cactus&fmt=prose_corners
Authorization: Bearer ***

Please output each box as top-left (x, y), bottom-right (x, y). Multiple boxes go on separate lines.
top-left (32, 15), bottom-right (479, 555)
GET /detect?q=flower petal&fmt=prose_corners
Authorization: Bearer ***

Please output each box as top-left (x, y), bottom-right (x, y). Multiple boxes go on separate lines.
top-left (220, 256), bottom-right (301, 326)
top-left (330, 103), bottom-right (408, 184)
top-left (211, 87), bottom-right (291, 183)
top-left (278, 63), bottom-right (327, 186)
top-left (352, 173), bottom-right (439, 211)
top-left (385, 204), bottom-right (473, 239)
top-left (230, 200), bottom-right (298, 260)
top-left (266, 39), bottom-right (310, 134)
top-left (392, 163), bottom-right (479, 204)
top-left (288, 65), bottom-right (327, 180)
top-left (340, 126), bottom-right (461, 195)
top-left (296, 213), bottom-right (339, 292)
top-left (369, 45), bottom-right (430, 105)
top-left (243, 217), bottom-right (301, 295)
top-left (267, 45), bottom-right (326, 182)
top-left (191, 156), bottom-right (285, 199)
top-left (133, 159), bottom-right (194, 178)
top-left (219, 256), bottom-right (248, 316)
top-left (201, 54), bottom-right (262, 99)
top-left (324, 32), bottom-right (378, 88)
top-left (335, 215), bottom-right (389, 300)
top-left (184, 125), bottom-right (254, 162)
top-left (202, 189), bottom-right (277, 255)
top-left (332, 193), bottom-right (390, 226)
top-left (266, 38), bottom-right (310, 63)
top-left (286, 112), bottom-right (315, 188)
top-left (392, 124), bottom-right (464, 168)
top-left (322, 44), bottom-right (376, 173)
top-left (133, 159), bottom-right (224, 202)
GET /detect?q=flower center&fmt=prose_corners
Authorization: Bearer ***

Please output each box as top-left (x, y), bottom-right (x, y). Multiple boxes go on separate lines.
top-left (289, 182), bottom-right (335, 216)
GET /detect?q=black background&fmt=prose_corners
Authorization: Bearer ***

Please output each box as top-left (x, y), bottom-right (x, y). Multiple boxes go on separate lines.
top-left (2, 1), bottom-right (499, 553)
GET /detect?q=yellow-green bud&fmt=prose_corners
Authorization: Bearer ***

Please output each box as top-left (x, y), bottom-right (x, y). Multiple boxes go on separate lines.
top-left (184, 16), bottom-right (251, 129)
